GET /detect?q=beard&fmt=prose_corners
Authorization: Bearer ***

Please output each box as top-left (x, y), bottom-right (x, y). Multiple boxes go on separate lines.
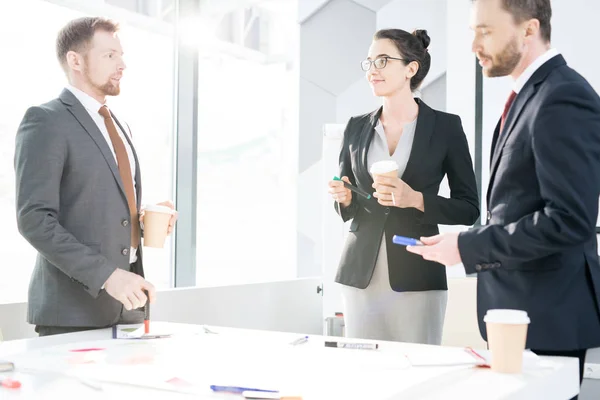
top-left (480, 36), bottom-right (522, 77)
top-left (97, 79), bottom-right (120, 96)
top-left (83, 66), bottom-right (121, 97)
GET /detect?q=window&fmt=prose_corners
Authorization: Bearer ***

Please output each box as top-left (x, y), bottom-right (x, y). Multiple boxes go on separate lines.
top-left (195, 1), bottom-right (299, 286)
top-left (0, 0), bottom-right (175, 303)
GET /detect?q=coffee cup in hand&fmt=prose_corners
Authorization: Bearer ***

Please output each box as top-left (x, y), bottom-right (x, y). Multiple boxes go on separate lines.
top-left (142, 204), bottom-right (174, 248)
top-left (370, 160), bottom-right (399, 193)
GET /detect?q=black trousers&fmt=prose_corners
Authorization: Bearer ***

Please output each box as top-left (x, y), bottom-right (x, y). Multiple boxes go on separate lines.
top-left (531, 348), bottom-right (587, 400)
top-left (36, 308), bottom-right (144, 337)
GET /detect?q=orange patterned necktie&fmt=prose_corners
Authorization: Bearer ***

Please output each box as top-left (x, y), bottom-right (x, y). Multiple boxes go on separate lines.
top-left (98, 105), bottom-right (139, 247)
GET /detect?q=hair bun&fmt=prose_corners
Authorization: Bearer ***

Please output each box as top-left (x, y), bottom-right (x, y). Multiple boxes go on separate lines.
top-left (412, 29), bottom-right (430, 50)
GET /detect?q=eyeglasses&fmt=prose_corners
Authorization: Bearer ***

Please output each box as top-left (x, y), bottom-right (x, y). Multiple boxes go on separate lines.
top-left (361, 56), bottom-right (405, 71)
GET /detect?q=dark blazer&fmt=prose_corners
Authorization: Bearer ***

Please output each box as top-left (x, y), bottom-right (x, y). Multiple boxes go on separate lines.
top-left (335, 99), bottom-right (480, 292)
top-left (15, 89), bottom-right (144, 328)
top-left (458, 55), bottom-right (600, 351)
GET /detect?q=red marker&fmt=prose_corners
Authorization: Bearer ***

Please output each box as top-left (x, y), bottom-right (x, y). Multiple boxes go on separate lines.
top-left (144, 290), bottom-right (150, 334)
top-left (69, 348), bottom-right (105, 353)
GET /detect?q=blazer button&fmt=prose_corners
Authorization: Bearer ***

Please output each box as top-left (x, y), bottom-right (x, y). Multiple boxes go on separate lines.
top-left (475, 264), bottom-right (482, 271)
top-left (384, 207), bottom-right (390, 215)
top-left (487, 211), bottom-right (491, 221)
top-left (122, 248), bottom-right (129, 256)
top-left (122, 219), bottom-right (129, 227)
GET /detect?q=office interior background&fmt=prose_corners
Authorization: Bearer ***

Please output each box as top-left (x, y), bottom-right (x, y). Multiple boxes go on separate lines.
top-left (0, 0), bottom-right (599, 397)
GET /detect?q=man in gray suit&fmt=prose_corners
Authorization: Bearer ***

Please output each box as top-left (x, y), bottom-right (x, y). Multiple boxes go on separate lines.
top-left (14, 17), bottom-right (176, 336)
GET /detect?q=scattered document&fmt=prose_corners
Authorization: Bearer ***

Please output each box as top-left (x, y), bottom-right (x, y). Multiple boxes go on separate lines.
top-left (406, 347), bottom-right (541, 369)
top-left (112, 324), bottom-right (173, 339)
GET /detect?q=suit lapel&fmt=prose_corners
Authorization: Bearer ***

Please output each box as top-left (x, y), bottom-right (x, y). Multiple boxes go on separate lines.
top-left (489, 120), bottom-right (501, 165)
top-left (59, 89), bottom-right (127, 200)
top-left (357, 107), bottom-right (381, 188)
top-left (488, 84), bottom-right (535, 180)
top-left (487, 55), bottom-right (567, 200)
top-left (402, 99), bottom-right (435, 184)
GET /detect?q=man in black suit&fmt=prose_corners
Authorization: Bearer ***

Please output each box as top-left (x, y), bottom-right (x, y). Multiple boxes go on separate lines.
top-left (408, 0), bottom-right (600, 392)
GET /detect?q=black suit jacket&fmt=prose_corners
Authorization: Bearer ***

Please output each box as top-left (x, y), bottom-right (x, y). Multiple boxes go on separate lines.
top-left (335, 99), bottom-right (480, 292)
top-left (458, 55), bottom-right (600, 351)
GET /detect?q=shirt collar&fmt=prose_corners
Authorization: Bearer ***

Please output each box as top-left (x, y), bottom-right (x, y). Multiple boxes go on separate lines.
top-left (65, 84), bottom-right (106, 115)
top-left (513, 48), bottom-right (560, 94)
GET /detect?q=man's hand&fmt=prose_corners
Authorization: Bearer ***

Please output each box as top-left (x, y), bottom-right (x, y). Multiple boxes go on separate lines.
top-left (103, 269), bottom-right (156, 310)
top-left (140, 200), bottom-right (178, 235)
top-left (406, 233), bottom-right (462, 266)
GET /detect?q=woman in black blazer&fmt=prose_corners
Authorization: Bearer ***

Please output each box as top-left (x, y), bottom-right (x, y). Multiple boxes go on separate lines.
top-left (328, 29), bottom-right (479, 345)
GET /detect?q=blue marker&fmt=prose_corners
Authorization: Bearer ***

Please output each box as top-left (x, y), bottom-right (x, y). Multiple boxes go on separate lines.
top-left (210, 385), bottom-right (278, 394)
top-left (290, 335), bottom-right (309, 345)
top-left (392, 235), bottom-right (423, 246)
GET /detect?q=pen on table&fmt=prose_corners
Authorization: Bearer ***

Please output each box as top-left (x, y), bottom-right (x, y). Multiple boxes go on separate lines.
top-left (324, 341), bottom-right (378, 350)
top-left (392, 235), bottom-right (423, 246)
top-left (465, 347), bottom-right (489, 366)
top-left (332, 176), bottom-right (372, 200)
top-left (202, 325), bottom-right (218, 334)
top-left (144, 290), bottom-right (150, 334)
top-left (289, 335), bottom-right (308, 345)
top-left (210, 385), bottom-right (278, 394)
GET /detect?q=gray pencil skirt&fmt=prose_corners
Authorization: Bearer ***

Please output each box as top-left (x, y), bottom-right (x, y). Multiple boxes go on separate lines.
top-left (339, 234), bottom-right (447, 345)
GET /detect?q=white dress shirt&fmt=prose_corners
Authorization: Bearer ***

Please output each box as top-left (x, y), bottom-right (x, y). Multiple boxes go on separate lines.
top-left (66, 85), bottom-right (138, 264)
top-left (513, 48), bottom-right (560, 94)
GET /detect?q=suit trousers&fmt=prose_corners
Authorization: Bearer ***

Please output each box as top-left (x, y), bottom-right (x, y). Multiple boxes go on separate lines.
top-left (36, 307), bottom-right (145, 337)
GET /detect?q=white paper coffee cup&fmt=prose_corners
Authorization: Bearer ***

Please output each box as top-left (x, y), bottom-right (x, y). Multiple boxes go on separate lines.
top-left (370, 160), bottom-right (398, 195)
top-left (484, 309), bottom-right (530, 373)
top-left (370, 160), bottom-right (399, 178)
top-left (142, 205), bottom-right (173, 248)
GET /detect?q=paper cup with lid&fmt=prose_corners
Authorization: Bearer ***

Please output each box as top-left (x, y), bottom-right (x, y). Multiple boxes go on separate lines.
top-left (484, 309), bottom-right (531, 373)
top-left (142, 204), bottom-right (174, 248)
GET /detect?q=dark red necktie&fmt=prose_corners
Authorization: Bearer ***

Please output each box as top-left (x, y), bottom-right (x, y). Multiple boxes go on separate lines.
top-left (500, 90), bottom-right (517, 133)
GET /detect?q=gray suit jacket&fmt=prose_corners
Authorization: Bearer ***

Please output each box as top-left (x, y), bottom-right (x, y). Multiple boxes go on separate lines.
top-left (14, 89), bottom-right (144, 327)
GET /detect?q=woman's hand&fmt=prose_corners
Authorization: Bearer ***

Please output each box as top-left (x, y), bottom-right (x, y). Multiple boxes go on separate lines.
top-left (372, 175), bottom-right (424, 211)
top-left (328, 176), bottom-right (352, 208)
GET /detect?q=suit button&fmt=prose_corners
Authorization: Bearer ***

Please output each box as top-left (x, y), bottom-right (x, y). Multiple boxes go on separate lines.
top-left (487, 211), bottom-right (491, 221)
top-left (122, 248), bottom-right (129, 256)
top-left (122, 219), bottom-right (129, 227)
top-left (475, 264), bottom-right (482, 271)
top-left (384, 207), bottom-right (390, 215)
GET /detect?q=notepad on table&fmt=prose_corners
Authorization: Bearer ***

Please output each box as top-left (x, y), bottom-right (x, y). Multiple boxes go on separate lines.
top-left (406, 347), bottom-right (540, 368)
top-left (112, 324), bottom-right (173, 339)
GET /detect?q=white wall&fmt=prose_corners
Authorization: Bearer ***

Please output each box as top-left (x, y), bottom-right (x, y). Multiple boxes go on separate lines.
top-left (421, 73), bottom-right (447, 112)
top-left (0, 279), bottom-right (323, 341)
top-left (377, 0), bottom-right (447, 87)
